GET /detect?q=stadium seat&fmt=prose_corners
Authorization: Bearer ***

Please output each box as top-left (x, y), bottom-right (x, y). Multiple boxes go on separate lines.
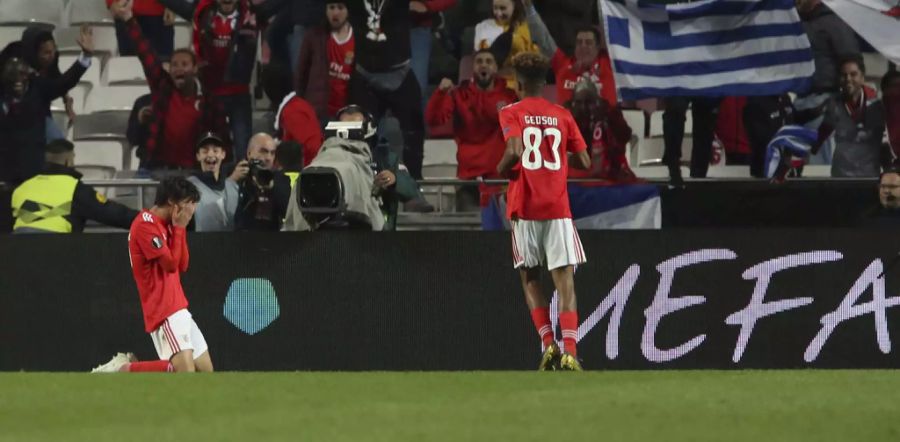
top-left (422, 163), bottom-right (457, 178)
top-left (84, 85), bottom-right (149, 112)
top-left (73, 111), bottom-right (130, 140)
top-left (802, 165), bottom-right (831, 178)
top-left (706, 165), bottom-right (751, 178)
top-left (0, 0), bottom-right (63, 28)
top-left (173, 22), bottom-right (191, 49)
top-left (104, 56), bottom-right (146, 85)
top-left (421, 187), bottom-right (456, 213)
top-left (75, 164), bottom-right (116, 180)
top-left (634, 136), bottom-right (665, 166)
top-left (74, 140), bottom-right (125, 171)
top-left (863, 52), bottom-right (889, 81)
top-left (55, 25), bottom-right (118, 56)
top-left (622, 109), bottom-right (646, 138)
top-left (423, 139), bottom-right (458, 166)
top-left (632, 165), bottom-right (685, 179)
top-left (51, 83), bottom-right (88, 114)
top-left (58, 54), bottom-right (101, 88)
top-left (0, 25), bottom-right (28, 50)
top-left (67, 0), bottom-right (115, 25)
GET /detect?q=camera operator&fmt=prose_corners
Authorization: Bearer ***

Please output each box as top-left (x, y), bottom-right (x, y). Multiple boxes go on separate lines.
top-left (284, 104), bottom-right (398, 231)
top-left (233, 133), bottom-right (292, 231)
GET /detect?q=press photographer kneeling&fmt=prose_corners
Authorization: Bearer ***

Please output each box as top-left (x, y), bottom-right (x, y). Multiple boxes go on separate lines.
top-left (233, 133), bottom-right (292, 231)
top-left (284, 105), bottom-right (398, 231)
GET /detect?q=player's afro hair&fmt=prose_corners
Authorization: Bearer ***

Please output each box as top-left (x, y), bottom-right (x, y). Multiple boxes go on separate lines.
top-left (154, 176), bottom-right (200, 207)
top-left (512, 52), bottom-right (550, 86)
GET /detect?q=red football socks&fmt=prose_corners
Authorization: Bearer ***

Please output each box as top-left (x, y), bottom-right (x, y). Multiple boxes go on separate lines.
top-left (127, 360), bottom-right (173, 372)
top-left (559, 311), bottom-right (578, 357)
top-left (530, 307), bottom-right (554, 347)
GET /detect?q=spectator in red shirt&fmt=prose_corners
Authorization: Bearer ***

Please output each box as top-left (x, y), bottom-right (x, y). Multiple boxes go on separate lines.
top-left (158, 0), bottom-right (276, 160)
top-left (111, 0), bottom-right (228, 172)
top-left (297, 0), bottom-right (355, 123)
top-left (425, 49), bottom-right (518, 210)
top-left (525, 0), bottom-right (617, 106)
top-left (107, 0), bottom-right (174, 57)
top-left (884, 71), bottom-right (900, 161)
top-left (565, 80), bottom-right (636, 183)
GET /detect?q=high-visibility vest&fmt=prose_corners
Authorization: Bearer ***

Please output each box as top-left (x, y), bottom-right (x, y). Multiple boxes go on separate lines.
top-left (285, 171), bottom-right (300, 189)
top-left (11, 174), bottom-right (78, 233)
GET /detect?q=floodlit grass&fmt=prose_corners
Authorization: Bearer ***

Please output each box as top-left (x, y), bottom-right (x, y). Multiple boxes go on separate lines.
top-left (1, 371), bottom-right (898, 441)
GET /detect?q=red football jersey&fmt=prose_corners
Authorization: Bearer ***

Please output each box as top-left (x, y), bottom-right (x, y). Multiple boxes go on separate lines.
top-left (327, 30), bottom-right (355, 117)
top-left (499, 97), bottom-right (587, 220)
top-left (128, 210), bottom-right (189, 332)
top-left (551, 48), bottom-right (617, 107)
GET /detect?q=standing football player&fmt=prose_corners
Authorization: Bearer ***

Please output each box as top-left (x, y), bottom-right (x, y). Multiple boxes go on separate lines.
top-left (93, 177), bottom-right (212, 373)
top-left (497, 52), bottom-right (591, 371)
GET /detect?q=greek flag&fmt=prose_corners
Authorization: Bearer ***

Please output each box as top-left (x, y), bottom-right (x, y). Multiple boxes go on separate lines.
top-left (601, 0), bottom-right (815, 100)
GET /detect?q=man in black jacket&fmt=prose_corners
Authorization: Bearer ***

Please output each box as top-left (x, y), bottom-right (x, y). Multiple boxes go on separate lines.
top-left (346, 0), bottom-right (426, 181)
top-left (0, 26), bottom-right (94, 185)
top-left (11, 139), bottom-right (138, 233)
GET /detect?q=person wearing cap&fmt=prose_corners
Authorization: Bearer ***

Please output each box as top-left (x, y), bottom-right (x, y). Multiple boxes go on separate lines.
top-left (186, 132), bottom-right (241, 231)
top-left (11, 139), bottom-right (138, 233)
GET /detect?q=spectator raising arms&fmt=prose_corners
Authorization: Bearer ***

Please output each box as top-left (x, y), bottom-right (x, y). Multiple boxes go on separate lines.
top-left (297, 0), bottom-right (355, 122)
top-left (106, 0), bottom-right (174, 57)
top-left (474, 0), bottom-right (538, 90)
top-left (110, 0), bottom-right (229, 172)
top-left (565, 80), bottom-right (636, 183)
top-left (158, 0), bottom-right (276, 160)
top-left (0, 25), bottom-right (93, 185)
top-left (425, 49), bottom-right (518, 210)
top-left (187, 132), bottom-right (240, 232)
top-left (525, 0), bottom-right (616, 106)
top-left (19, 26), bottom-right (75, 141)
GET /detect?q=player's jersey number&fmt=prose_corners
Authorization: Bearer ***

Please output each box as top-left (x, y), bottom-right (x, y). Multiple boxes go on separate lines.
top-left (522, 127), bottom-right (562, 171)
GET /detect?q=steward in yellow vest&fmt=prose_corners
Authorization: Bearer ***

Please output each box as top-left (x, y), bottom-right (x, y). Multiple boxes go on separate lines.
top-left (11, 139), bottom-right (138, 233)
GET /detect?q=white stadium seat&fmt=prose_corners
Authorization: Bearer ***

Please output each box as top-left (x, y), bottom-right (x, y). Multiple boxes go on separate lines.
top-left (423, 139), bottom-right (458, 166)
top-left (74, 140), bottom-right (125, 171)
top-left (622, 109), bottom-right (646, 137)
top-left (67, 0), bottom-right (115, 25)
top-left (0, 0), bottom-right (64, 28)
top-left (58, 54), bottom-right (101, 88)
top-left (73, 111), bottom-right (131, 141)
top-left (863, 52), bottom-right (889, 81)
top-left (634, 136), bottom-right (665, 166)
top-left (55, 25), bottom-right (118, 56)
top-left (0, 26), bottom-right (27, 50)
top-left (85, 85), bottom-right (149, 112)
top-left (104, 57), bottom-right (146, 85)
top-left (174, 22), bottom-right (192, 49)
top-left (51, 83), bottom-right (88, 114)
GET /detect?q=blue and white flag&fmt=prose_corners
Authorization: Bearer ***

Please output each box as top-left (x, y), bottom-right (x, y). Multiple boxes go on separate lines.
top-left (482, 184), bottom-right (661, 231)
top-left (600, 0), bottom-right (815, 100)
top-left (764, 124), bottom-right (817, 178)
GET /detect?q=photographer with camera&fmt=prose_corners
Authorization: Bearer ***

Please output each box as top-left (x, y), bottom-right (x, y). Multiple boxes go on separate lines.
top-left (233, 133), bottom-right (292, 231)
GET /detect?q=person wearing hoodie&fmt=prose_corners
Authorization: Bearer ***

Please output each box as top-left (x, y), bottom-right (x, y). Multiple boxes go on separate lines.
top-left (0, 25), bottom-right (93, 185)
top-left (20, 27), bottom-right (76, 142)
top-left (187, 132), bottom-right (241, 231)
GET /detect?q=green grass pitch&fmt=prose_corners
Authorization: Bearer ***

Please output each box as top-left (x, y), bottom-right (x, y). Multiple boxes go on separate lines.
top-left (1, 371), bottom-right (898, 441)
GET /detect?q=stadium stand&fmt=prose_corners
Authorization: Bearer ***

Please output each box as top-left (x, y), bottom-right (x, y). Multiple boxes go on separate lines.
top-left (103, 56), bottom-right (146, 85)
top-left (0, 0), bottom-right (64, 28)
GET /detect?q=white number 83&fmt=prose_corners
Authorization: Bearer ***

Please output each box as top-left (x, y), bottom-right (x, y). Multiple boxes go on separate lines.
top-left (521, 127), bottom-right (562, 171)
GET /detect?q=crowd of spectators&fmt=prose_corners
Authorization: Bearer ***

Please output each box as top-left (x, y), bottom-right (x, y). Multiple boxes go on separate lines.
top-left (0, 0), bottom-right (898, 233)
